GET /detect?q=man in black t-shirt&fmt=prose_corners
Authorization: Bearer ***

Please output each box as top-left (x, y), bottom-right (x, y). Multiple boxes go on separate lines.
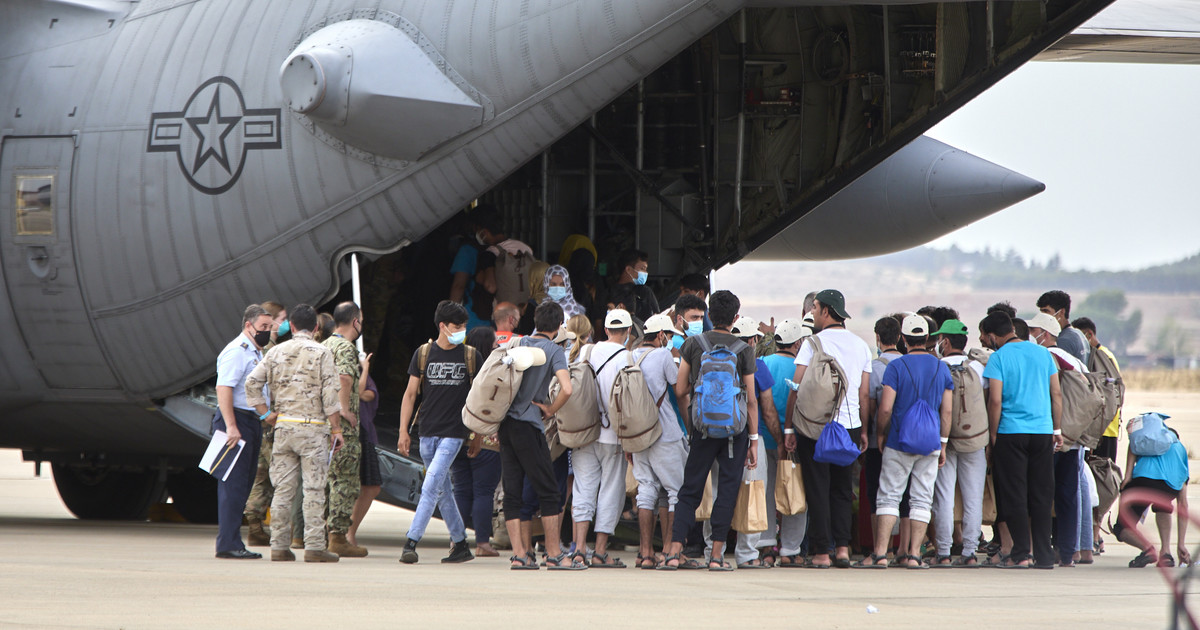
top-left (661, 290), bottom-right (759, 571)
top-left (397, 301), bottom-right (483, 564)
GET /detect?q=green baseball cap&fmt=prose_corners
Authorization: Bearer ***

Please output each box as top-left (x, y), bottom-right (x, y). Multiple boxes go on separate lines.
top-left (933, 319), bottom-right (968, 336)
top-left (814, 289), bottom-right (851, 319)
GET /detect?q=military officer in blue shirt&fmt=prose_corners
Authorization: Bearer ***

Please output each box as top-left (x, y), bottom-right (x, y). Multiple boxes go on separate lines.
top-left (213, 304), bottom-right (275, 559)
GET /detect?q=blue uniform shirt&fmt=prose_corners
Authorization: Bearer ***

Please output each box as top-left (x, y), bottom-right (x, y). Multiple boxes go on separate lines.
top-left (216, 333), bottom-right (267, 411)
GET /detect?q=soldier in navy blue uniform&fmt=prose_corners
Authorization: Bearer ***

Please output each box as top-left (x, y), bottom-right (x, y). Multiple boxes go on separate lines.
top-left (212, 304), bottom-right (275, 559)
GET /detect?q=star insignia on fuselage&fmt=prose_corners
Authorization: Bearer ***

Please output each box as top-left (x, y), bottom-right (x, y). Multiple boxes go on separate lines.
top-left (186, 90), bottom-right (240, 175)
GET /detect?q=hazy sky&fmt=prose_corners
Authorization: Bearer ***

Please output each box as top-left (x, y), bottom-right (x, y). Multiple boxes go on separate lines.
top-left (925, 60), bottom-right (1200, 272)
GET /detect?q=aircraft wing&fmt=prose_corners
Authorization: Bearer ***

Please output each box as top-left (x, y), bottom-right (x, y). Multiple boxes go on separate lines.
top-left (1037, 0), bottom-right (1200, 63)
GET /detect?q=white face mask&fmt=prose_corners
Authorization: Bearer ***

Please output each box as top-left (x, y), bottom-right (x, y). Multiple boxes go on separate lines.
top-left (933, 340), bottom-right (943, 358)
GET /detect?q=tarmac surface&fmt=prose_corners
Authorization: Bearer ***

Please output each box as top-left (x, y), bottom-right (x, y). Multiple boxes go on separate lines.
top-left (3, 391), bottom-right (1199, 629)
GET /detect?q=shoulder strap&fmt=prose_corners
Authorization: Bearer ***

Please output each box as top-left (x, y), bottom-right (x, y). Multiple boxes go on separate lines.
top-left (416, 341), bottom-right (433, 396)
top-left (1051, 351), bottom-right (1074, 372)
top-left (633, 347), bottom-right (654, 369)
top-left (807, 334), bottom-right (824, 356)
top-left (595, 347), bottom-right (626, 376)
top-left (463, 344), bottom-right (478, 379)
top-left (696, 334), bottom-right (713, 354)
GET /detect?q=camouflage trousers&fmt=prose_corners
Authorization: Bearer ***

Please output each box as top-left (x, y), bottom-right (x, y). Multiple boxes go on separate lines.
top-left (243, 421), bottom-right (274, 523)
top-left (269, 423), bottom-right (331, 551)
top-left (325, 423), bottom-right (361, 535)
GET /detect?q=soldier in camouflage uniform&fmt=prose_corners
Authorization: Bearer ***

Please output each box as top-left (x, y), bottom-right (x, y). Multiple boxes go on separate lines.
top-left (243, 303), bottom-right (290, 546)
top-left (245, 304), bottom-right (344, 563)
top-left (323, 302), bottom-right (368, 558)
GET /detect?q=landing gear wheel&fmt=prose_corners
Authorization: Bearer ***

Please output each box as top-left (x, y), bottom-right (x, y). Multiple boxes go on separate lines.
top-left (166, 468), bottom-right (218, 524)
top-left (51, 463), bottom-right (163, 520)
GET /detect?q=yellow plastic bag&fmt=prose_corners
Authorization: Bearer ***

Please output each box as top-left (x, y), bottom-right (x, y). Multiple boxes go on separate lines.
top-left (732, 479), bottom-right (768, 533)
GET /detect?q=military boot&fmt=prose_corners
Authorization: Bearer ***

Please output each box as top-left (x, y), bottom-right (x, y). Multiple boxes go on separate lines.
top-left (328, 532), bottom-right (368, 558)
top-left (247, 520), bottom-right (270, 547)
top-left (304, 549), bottom-right (339, 563)
top-left (271, 549), bottom-right (295, 562)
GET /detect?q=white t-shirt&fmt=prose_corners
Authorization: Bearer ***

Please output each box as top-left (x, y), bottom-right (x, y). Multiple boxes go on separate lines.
top-left (941, 354), bottom-right (988, 390)
top-left (795, 328), bottom-right (873, 430)
top-left (632, 346), bottom-right (683, 443)
top-left (589, 341), bottom-right (630, 445)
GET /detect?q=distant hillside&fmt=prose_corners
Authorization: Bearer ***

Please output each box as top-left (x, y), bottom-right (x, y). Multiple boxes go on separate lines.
top-left (877, 246), bottom-right (1200, 293)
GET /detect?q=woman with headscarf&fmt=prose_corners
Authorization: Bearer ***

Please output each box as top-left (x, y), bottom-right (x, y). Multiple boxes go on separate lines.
top-left (517, 264), bottom-right (587, 334)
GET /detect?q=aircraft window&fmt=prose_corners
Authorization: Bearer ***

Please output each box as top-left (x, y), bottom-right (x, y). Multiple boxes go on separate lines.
top-left (15, 174), bottom-right (54, 236)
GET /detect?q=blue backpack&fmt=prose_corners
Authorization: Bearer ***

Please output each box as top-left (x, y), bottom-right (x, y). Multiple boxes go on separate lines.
top-left (895, 357), bottom-right (944, 456)
top-left (814, 421), bottom-right (860, 467)
top-left (691, 335), bottom-right (749, 439)
top-left (1128, 412), bottom-right (1178, 457)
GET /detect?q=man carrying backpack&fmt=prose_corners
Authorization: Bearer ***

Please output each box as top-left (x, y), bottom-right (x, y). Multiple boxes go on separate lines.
top-left (629, 314), bottom-right (687, 569)
top-left (661, 291), bottom-right (759, 571)
top-left (569, 309), bottom-right (635, 568)
top-left (930, 319), bottom-right (988, 567)
top-left (472, 205), bottom-right (534, 312)
top-left (396, 301), bottom-right (482, 565)
top-left (865, 316), bottom-right (904, 560)
top-left (784, 289), bottom-right (873, 569)
top-left (856, 316), bottom-right (953, 569)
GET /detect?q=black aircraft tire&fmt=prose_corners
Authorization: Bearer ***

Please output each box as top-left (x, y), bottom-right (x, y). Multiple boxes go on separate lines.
top-left (51, 463), bottom-right (162, 521)
top-left (166, 468), bottom-right (219, 524)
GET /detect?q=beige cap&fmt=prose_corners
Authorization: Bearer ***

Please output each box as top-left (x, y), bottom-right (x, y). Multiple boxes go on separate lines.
top-left (643, 313), bottom-right (675, 335)
top-left (604, 309), bottom-right (633, 329)
top-left (774, 318), bottom-right (810, 345)
top-left (731, 316), bottom-right (759, 339)
top-left (1028, 312), bottom-right (1062, 337)
top-left (901, 314), bottom-right (929, 337)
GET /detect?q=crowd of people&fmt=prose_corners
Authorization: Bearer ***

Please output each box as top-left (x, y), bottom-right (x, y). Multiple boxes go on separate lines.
top-left (206, 216), bottom-right (1189, 570)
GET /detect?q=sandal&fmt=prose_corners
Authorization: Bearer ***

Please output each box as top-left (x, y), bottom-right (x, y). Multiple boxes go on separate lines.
top-left (833, 556), bottom-right (852, 569)
top-left (509, 554), bottom-right (539, 570)
top-left (981, 553), bottom-right (1009, 569)
top-left (1094, 539), bottom-right (1105, 555)
top-left (889, 554), bottom-right (910, 568)
top-left (997, 558), bottom-right (1031, 569)
top-left (637, 553), bottom-right (657, 570)
top-left (777, 555), bottom-right (804, 568)
top-left (656, 553), bottom-right (680, 571)
top-left (546, 551), bottom-right (587, 571)
top-left (737, 558), bottom-right (771, 569)
top-left (952, 555), bottom-right (980, 568)
top-left (1129, 549), bottom-right (1157, 568)
top-left (852, 553), bottom-right (888, 569)
top-left (1158, 553), bottom-right (1176, 568)
top-left (906, 557), bottom-right (930, 570)
top-left (677, 555), bottom-right (706, 570)
top-left (590, 552), bottom-right (626, 568)
top-left (931, 555), bottom-right (954, 569)
top-left (803, 558), bottom-right (832, 569)
top-left (760, 548), bottom-right (778, 568)
top-left (708, 558), bottom-right (734, 572)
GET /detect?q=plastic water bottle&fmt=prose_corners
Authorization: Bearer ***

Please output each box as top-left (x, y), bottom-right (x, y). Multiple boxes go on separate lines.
top-left (866, 605), bottom-right (879, 614)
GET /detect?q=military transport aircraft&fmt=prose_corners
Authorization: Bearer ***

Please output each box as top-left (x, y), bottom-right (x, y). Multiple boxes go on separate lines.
top-left (1, 0), bottom-right (1192, 521)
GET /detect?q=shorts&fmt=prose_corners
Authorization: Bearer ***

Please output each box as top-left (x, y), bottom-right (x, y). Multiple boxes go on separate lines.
top-left (360, 431), bottom-right (382, 487)
top-left (1113, 477), bottom-right (1182, 540)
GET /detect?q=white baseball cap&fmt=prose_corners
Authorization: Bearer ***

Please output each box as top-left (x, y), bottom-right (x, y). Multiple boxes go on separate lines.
top-left (643, 313), bottom-right (675, 335)
top-left (774, 318), bottom-right (810, 345)
top-left (604, 309), bottom-right (633, 329)
top-left (901, 314), bottom-right (929, 337)
top-left (1028, 312), bottom-right (1062, 337)
top-left (731, 316), bottom-right (759, 339)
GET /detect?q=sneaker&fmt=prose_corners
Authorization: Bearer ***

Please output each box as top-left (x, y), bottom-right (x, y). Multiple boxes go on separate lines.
top-left (400, 538), bottom-right (419, 564)
top-left (442, 540), bottom-right (475, 564)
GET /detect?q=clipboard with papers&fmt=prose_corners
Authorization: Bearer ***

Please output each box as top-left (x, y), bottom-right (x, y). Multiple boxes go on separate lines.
top-left (199, 431), bottom-right (246, 482)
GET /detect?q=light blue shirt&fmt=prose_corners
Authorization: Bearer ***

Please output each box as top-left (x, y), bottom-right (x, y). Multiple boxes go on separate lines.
top-left (981, 340), bottom-right (1058, 434)
top-left (1133, 440), bottom-right (1190, 491)
top-left (216, 333), bottom-right (267, 411)
top-left (763, 352), bottom-right (797, 450)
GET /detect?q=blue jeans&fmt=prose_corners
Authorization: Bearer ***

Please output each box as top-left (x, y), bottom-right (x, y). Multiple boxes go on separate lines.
top-left (452, 447), bottom-right (502, 544)
top-left (407, 436), bottom-right (466, 543)
top-left (1054, 449), bottom-right (1081, 563)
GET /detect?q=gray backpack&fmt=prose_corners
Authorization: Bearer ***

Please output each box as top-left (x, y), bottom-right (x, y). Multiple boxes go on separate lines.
top-left (793, 335), bottom-right (848, 441)
top-left (946, 361), bottom-right (988, 453)
top-left (611, 349), bottom-right (666, 453)
top-left (461, 339), bottom-right (544, 436)
top-left (1052, 354), bottom-right (1108, 449)
top-left (493, 245), bottom-right (532, 305)
top-left (1087, 345), bottom-right (1125, 410)
top-left (554, 344), bottom-right (622, 449)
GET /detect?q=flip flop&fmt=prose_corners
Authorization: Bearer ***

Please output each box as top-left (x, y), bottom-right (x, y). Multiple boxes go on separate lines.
top-left (708, 559), bottom-right (734, 572)
top-left (590, 552), bottom-right (626, 568)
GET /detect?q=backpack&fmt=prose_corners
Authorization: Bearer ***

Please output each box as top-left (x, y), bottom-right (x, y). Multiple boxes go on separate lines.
top-left (946, 360), bottom-right (988, 453)
top-left (492, 241), bottom-right (533, 305)
top-left (461, 339), bottom-right (545, 436)
top-left (411, 341), bottom-right (478, 436)
top-left (894, 358), bottom-right (943, 456)
top-left (813, 421), bottom-right (860, 467)
top-left (1087, 344), bottom-right (1125, 410)
top-left (1127, 412), bottom-right (1178, 457)
top-left (1087, 454), bottom-right (1122, 519)
top-left (967, 347), bottom-right (992, 366)
top-left (692, 335), bottom-right (749, 439)
top-left (611, 349), bottom-right (667, 453)
top-left (1052, 353), bottom-right (1108, 449)
top-left (793, 335), bottom-right (848, 441)
top-left (554, 345), bottom-right (624, 448)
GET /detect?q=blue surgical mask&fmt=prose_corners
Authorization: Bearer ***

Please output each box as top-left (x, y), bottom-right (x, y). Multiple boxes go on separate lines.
top-left (547, 286), bottom-right (568, 301)
top-left (635, 270), bottom-right (648, 285)
top-left (277, 320), bottom-right (290, 336)
top-left (448, 330), bottom-right (466, 345)
top-left (685, 320), bottom-right (704, 337)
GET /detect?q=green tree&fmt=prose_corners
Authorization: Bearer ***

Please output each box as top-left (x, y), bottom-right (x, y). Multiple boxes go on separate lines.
top-left (1075, 289), bottom-right (1142, 357)
top-left (1154, 316), bottom-right (1190, 358)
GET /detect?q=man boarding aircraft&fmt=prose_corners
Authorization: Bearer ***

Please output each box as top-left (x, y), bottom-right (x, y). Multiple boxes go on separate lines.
top-left (0, 0), bottom-right (1178, 520)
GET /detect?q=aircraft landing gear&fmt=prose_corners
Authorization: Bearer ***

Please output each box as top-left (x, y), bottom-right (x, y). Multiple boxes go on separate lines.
top-left (51, 463), bottom-right (164, 521)
top-left (166, 468), bottom-right (218, 524)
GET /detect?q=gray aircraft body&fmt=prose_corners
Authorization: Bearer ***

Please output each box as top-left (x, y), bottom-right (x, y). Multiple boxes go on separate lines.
top-left (3, 0), bottom-right (1181, 520)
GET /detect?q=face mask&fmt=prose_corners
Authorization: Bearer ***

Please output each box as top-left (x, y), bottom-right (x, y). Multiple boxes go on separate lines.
top-left (253, 329), bottom-right (272, 349)
top-left (685, 320), bottom-right (704, 337)
top-left (448, 330), bottom-right (466, 345)
top-left (277, 320), bottom-right (290, 336)
top-left (671, 334), bottom-right (684, 350)
top-left (475, 230), bottom-right (487, 246)
top-left (933, 340), bottom-right (943, 358)
top-left (547, 286), bottom-right (568, 301)
top-left (635, 270), bottom-right (648, 285)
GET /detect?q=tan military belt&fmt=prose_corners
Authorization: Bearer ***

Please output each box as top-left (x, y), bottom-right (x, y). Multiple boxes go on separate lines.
top-left (277, 416), bottom-right (327, 425)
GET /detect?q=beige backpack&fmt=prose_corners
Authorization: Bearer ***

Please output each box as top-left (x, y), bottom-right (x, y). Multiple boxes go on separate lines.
top-left (946, 361), bottom-right (988, 453)
top-left (611, 349), bottom-right (666, 453)
top-left (553, 344), bottom-right (603, 448)
top-left (493, 246), bottom-right (532, 305)
top-left (1052, 354), bottom-right (1107, 449)
top-left (793, 335), bottom-right (848, 441)
top-left (461, 340), bottom-right (545, 436)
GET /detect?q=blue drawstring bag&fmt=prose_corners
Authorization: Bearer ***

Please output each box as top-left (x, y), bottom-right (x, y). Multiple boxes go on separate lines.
top-left (896, 359), bottom-right (943, 455)
top-left (814, 421), bottom-right (860, 467)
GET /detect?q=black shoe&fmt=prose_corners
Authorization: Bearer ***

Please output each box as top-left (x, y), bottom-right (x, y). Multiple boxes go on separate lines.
top-left (442, 540), bottom-right (475, 564)
top-left (681, 544), bottom-right (705, 558)
top-left (400, 538), bottom-right (419, 564)
top-left (216, 549), bottom-right (262, 559)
